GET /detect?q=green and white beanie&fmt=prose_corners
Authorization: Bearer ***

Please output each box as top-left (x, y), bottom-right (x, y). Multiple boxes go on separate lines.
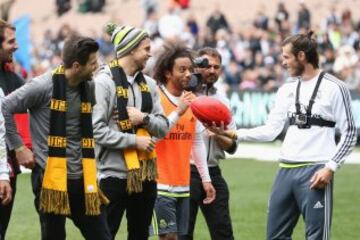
top-left (106, 23), bottom-right (149, 58)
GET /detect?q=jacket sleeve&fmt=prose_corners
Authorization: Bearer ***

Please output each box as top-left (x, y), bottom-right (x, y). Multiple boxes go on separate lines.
top-left (236, 85), bottom-right (290, 142)
top-left (2, 76), bottom-right (49, 150)
top-left (0, 90), bottom-right (9, 181)
top-left (326, 84), bottom-right (357, 171)
top-left (191, 121), bottom-right (211, 182)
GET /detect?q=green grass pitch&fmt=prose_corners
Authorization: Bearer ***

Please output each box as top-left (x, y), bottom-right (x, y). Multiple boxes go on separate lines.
top-left (5, 159), bottom-right (360, 239)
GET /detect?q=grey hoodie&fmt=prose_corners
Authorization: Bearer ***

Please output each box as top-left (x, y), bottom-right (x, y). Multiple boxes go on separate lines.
top-left (92, 66), bottom-right (169, 179)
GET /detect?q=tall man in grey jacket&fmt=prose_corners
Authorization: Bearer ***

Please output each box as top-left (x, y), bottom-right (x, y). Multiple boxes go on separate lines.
top-left (3, 35), bottom-right (111, 240)
top-left (182, 47), bottom-right (237, 240)
top-left (92, 24), bottom-right (169, 240)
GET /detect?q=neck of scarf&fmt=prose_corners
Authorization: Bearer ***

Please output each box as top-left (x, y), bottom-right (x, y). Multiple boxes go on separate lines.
top-left (40, 66), bottom-right (109, 216)
top-left (109, 59), bottom-right (157, 193)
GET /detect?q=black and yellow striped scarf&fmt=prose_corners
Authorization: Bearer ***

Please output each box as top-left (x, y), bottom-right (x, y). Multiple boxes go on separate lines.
top-left (109, 59), bottom-right (157, 193)
top-left (40, 66), bottom-right (108, 216)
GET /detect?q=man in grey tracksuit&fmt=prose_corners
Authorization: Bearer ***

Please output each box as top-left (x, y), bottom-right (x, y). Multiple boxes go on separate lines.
top-left (92, 24), bottom-right (169, 240)
top-left (212, 32), bottom-right (357, 240)
top-left (2, 36), bottom-right (111, 240)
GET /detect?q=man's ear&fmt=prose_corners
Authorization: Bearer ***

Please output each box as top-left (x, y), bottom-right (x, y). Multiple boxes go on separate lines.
top-left (72, 61), bottom-right (81, 71)
top-left (165, 70), bottom-right (171, 80)
top-left (297, 51), bottom-right (306, 62)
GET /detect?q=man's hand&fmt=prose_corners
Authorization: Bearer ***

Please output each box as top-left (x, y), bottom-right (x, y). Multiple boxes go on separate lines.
top-left (16, 146), bottom-right (35, 169)
top-left (0, 180), bottom-right (12, 205)
top-left (310, 167), bottom-right (334, 189)
top-left (127, 107), bottom-right (145, 126)
top-left (203, 121), bottom-right (226, 135)
top-left (202, 182), bottom-right (216, 204)
top-left (135, 136), bottom-right (155, 152)
top-left (204, 121), bottom-right (238, 142)
top-left (176, 91), bottom-right (195, 116)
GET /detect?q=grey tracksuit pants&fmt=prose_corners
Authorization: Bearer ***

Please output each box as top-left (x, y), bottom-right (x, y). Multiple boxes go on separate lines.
top-left (267, 164), bottom-right (333, 240)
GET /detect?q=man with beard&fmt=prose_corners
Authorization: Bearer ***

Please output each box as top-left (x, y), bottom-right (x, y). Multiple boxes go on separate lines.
top-left (92, 24), bottom-right (169, 240)
top-left (181, 47), bottom-right (237, 240)
top-left (209, 31), bottom-right (357, 239)
top-left (150, 43), bottom-right (215, 240)
top-left (3, 35), bottom-right (111, 240)
top-left (0, 19), bottom-right (27, 240)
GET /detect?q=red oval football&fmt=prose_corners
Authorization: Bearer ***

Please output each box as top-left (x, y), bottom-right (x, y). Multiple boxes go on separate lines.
top-left (190, 96), bottom-right (231, 127)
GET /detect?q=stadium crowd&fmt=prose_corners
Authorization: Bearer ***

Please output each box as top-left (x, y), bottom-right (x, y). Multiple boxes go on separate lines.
top-left (8, 0), bottom-right (360, 94)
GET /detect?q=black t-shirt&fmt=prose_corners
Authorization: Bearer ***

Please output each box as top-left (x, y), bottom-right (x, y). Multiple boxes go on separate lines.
top-left (0, 66), bottom-right (24, 95)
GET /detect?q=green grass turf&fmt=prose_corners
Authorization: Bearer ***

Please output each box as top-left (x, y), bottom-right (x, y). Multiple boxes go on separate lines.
top-left (5, 159), bottom-right (360, 239)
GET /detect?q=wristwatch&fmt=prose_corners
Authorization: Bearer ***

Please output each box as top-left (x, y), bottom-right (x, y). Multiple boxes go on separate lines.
top-left (143, 114), bottom-right (150, 125)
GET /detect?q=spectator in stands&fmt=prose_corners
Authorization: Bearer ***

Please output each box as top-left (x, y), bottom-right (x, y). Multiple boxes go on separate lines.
top-left (79, 0), bottom-right (106, 13)
top-left (239, 69), bottom-right (257, 90)
top-left (321, 47), bottom-right (336, 73)
top-left (253, 8), bottom-right (269, 31)
top-left (296, 1), bottom-right (311, 31)
top-left (333, 45), bottom-right (360, 90)
top-left (186, 13), bottom-right (199, 38)
top-left (223, 58), bottom-right (242, 90)
top-left (143, 8), bottom-right (160, 39)
top-left (158, 6), bottom-right (184, 40)
top-left (274, 2), bottom-right (289, 35)
top-left (56, 0), bottom-right (71, 16)
top-left (96, 27), bottom-right (114, 62)
top-left (0, 0), bottom-right (15, 21)
top-left (206, 5), bottom-right (230, 36)
top-left (139, 0), bottom-right (159, 17)
top-left (324, 5), bottom-right (340, 29)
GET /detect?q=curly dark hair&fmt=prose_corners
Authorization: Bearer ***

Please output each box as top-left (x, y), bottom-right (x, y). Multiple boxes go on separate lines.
top-left (153, 42), bottom-right (194, 85)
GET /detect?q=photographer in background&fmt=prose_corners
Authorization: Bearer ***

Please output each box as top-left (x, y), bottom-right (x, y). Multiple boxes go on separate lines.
top-left (181, 47), bottom-right (237, 240)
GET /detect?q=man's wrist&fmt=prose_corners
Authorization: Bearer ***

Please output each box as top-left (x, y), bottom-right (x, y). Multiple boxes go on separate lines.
top-left (227, 131), bottom-right (238, 140)
top-left (325, 161), bottom-right (338, 172)
top-left (143, 114), bottom-right (150, 125)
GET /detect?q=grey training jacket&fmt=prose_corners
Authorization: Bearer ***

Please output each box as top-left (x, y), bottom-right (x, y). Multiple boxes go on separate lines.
top-left (92, 65), bottom-right (169, 180)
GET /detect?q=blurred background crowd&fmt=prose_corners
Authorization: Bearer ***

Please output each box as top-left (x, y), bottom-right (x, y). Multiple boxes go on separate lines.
top-left (2, 0), bottom-right (360, 93)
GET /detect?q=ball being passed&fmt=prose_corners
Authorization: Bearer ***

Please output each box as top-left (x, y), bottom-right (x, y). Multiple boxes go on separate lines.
top-left (190, 96), bottom-right (231, 128)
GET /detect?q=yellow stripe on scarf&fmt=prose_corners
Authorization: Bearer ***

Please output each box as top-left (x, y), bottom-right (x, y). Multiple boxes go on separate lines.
top-left (124, 128), bottom-right (157, 193)
top-left (82, 158), bottom-right (109, 215)
top-left (40, 157), bottom-right (70, 215)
